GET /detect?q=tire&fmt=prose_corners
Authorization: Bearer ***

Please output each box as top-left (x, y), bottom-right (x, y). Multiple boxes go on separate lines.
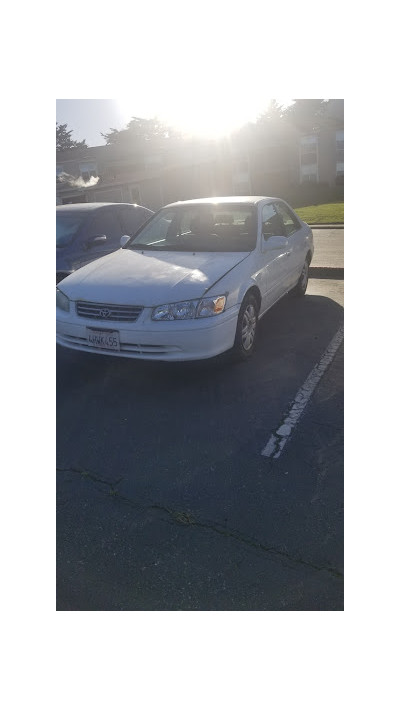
top-left (291, 258), bottom-right (309, 297)
top-left (232, 293), bottom-right (259, 360)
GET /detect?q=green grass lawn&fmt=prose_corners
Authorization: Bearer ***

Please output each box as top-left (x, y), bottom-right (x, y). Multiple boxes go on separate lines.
top-left (294, 202), bottom-right (344, 224)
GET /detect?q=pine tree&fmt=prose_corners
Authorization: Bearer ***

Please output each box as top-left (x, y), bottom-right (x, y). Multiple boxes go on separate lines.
top-left (56, 122), bottom-right (88, 151)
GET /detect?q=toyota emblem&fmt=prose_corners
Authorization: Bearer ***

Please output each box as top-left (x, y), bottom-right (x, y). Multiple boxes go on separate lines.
top-left (99, 308), bottom-right (111, 318)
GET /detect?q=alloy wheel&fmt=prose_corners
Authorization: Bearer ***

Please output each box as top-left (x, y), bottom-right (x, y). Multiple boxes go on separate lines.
top-left (241, 303), bottom-right (257, 350)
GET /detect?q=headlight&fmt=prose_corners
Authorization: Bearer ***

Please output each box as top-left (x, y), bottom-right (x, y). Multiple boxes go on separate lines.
top-left (56, 287), bottom-right (70, 312)
top-left (152, 295), bottom-right (226, 321)
top-left (197, 295), bottom-right (226, 318)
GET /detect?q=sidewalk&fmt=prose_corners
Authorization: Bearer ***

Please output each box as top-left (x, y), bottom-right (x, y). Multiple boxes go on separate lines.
top-left (309, 225), bottom-right (344, 279)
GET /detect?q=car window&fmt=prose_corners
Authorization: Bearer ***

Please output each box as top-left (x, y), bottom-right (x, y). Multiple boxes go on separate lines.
top-left (119, 206), bottom-right (151, 236)
top-left (275, 203), bottom-right (300, 236)
top-left (88, 211), bottom-right (122, 242)
top-left (129, 205), bottom-right (257, 252)
top-left (262, 204), bottom-right (284, 236)
top-left (56, 215), bottom-right (86, 247)
top-left (133, 210), bottom-right (174, 244)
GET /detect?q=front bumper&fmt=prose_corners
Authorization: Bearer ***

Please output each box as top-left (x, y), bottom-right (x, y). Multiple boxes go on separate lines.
top-left (56, 304), bottom-right (240, 361)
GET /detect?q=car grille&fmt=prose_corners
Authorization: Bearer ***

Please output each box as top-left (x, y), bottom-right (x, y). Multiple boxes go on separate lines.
top-left (76, 301), bottom-right (143, 322)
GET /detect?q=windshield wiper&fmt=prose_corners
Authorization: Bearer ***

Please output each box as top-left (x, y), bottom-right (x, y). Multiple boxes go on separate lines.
top-left (128, 243), bottom-right (165, 251)
top-left (129, 243), bottom-right (189, 251)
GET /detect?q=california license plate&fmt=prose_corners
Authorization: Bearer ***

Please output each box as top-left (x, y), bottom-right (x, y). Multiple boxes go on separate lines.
top-left (87, 328), bottom-right (120, 351)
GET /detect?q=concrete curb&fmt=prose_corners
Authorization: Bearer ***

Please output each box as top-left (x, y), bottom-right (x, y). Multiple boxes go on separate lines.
top-left (309, 224), bottom-right (344, 229)
top-left (309, 266), bottom-right (344, 279)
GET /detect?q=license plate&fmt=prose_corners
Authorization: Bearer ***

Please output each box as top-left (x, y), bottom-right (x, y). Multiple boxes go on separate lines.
top-left (87, 328), bottom-right (120, 351)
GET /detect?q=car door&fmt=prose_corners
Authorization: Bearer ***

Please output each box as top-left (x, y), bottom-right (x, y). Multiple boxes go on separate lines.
top-left (73, 209), bottom-right (123, 269)
top-left (275, 201), bottom-right (309, 289)
top-left (256, 202), bottom-right (289, 313)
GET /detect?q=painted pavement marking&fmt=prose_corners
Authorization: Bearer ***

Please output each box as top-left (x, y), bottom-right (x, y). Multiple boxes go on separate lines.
top-left (261, 325), bottom-right (344, 459)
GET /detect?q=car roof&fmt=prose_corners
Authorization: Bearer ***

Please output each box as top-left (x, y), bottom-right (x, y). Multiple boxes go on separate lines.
top-left (56, 202), bottom-right (145, 212)
top-left (164, 196), bottom-right (277, 208)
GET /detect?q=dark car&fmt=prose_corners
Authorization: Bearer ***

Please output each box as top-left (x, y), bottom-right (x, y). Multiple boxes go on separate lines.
top-left (56, 202), bottom-right (154, 284)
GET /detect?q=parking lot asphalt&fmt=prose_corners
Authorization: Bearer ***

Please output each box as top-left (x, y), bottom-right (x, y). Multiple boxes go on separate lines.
top-left (57, 276), bottom-right (344, 610)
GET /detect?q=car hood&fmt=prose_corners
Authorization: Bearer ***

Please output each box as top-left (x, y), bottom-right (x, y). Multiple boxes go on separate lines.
top-left (58, 248), bottom-right (250, 305)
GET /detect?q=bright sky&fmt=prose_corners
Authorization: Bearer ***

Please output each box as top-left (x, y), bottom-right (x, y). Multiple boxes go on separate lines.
top-left (56, 97), bottom-right (293, 147)
top-left (55, 2), bottom-right (336, 147)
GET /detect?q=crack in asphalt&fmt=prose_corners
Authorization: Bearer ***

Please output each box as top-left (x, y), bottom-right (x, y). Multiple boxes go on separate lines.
top-left (56, 466), bottom-right (124, 489)
top-left (57, 465), bottom-right (343, 580)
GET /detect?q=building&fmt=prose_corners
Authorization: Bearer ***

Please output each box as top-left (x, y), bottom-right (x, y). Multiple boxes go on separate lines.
top-left (299, 99), bottom-right (344, 186)
top-left (56, 101), bottom-right (343, 208)
top-left (56, 139), bottom-right (238, 209)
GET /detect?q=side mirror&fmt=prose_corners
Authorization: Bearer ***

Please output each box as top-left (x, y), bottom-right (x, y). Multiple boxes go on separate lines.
top-left (120, 234), bottom-right (131, 248)
top-left (86, 234), bottom-right (107, 249)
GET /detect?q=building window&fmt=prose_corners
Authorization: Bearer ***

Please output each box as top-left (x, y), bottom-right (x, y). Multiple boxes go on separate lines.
top-left (300, 163), bottom-right (318, 182)
top-left (301, 174), bottom-right (317, 183)
top-left (232, 154), bottom-right (250, 193)
top-left (300, 136), bottom-right (318, 182)
top-left (336, 131), bottom-right (344, 180)
top-left (79, 161), bottom-right (98, 182)
top-left (232, 157), bottom-right (249, 186)
top-left (130, 186), bottom-right (141, 203)
top-left (300, 135), bottom-right (317, 159)
top-left (93, 188), bottom-right (122, 202)
top-left (336, 130), bottom-right (344, 150)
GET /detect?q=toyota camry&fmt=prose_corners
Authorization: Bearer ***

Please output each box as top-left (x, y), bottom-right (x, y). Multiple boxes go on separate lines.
top-left (56, 196), bottom-right (314, 361)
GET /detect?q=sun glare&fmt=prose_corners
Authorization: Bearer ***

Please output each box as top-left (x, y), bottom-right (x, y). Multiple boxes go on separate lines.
top-left (163, 104), bottom-right (249, 139)
top-left (116, 95), bottom-right (287, 141)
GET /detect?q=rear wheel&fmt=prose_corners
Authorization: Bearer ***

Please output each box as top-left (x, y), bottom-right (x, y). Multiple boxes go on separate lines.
top-left (232, 293), bottom-right (259, 360)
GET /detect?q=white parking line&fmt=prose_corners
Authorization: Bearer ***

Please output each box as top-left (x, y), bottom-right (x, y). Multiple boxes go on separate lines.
top-left (261, 325), bottom-right (344, 459)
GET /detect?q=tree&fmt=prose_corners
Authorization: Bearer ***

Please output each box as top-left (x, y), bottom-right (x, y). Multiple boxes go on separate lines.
top-left (256, 99), bottom-right (286, 124)
top-left (56, 122), bottom-right (88, 151)
top-left (233, 100), bottom-right (291, 146)
top-left (282, 100), bottom-right (329, 133)
top-left (101, 116), bottom-right (180, 146)
top-left (236, 100), bottom-right (330, 137)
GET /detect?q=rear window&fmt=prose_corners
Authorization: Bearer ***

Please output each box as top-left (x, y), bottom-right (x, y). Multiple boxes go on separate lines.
top-left (56, 215), bottom-right (85, 247)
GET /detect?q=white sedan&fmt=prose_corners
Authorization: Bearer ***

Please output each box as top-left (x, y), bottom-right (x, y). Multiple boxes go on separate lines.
top-left (56, 196), bottom-right (314, 361)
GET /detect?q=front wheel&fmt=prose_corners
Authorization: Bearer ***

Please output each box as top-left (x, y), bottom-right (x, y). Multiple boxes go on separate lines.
top-left (232, 293), bottom-right (259, 360)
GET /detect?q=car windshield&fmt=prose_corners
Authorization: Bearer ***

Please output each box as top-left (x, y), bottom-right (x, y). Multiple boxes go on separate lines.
top-left (56, 214), bottom-right (86, 247)
top-left (128, 204), bottom-right (257, 252)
